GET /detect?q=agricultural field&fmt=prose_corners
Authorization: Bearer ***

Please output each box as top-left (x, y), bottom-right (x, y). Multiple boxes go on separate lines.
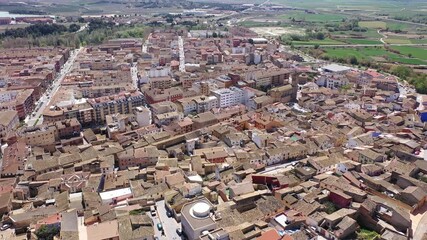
top-left (291, 38), bottom-right (346, 45)
top-left (344, 39), bottom-right (382, 45)
top-left (322, 47), bottom-right (427, 65)
top-left (280, 11), bottom-right (346, 22)
top-left (390, 46), bottom-right (427, 61)
top-left (359, 21), bottom-right (387, 29)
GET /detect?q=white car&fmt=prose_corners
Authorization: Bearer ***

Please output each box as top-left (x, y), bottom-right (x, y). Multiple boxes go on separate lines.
top-left (0, 223), bottom-right (11, 231)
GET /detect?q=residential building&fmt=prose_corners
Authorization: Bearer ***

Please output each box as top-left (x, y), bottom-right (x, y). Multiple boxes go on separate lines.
top-left (0, 110), bottom-right (19, 140)
top-left (88, 91), bottom-right (144, 123)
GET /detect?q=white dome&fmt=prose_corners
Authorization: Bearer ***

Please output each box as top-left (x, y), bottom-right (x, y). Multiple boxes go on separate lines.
top-left (191, 202), bottom-right (211, 218)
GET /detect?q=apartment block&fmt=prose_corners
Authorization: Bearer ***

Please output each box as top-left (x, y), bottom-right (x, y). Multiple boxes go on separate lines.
top-left (88, 91), bottom-right (144, 123)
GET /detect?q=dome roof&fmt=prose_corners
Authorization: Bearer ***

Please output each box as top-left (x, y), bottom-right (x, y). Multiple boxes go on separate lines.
top-left (191, 202), bottom-right (211, 218)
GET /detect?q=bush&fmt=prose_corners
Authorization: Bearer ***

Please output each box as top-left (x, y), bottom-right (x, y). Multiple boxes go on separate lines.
top-left (35, 225), bottom-right (60, 240)
top-left (324, 201), bottom-right (337, 214)
top-left (68, 23), bottom-right (81, 32)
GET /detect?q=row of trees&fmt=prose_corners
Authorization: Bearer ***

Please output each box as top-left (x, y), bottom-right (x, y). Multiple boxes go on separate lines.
top-left (1, 23), bottom-right (80, 39)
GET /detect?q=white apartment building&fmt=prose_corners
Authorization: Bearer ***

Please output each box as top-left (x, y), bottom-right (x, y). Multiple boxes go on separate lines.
top-left (316, 74), bottom-right (350, 89)
top-left (212, 87), bottom-right (243, 108)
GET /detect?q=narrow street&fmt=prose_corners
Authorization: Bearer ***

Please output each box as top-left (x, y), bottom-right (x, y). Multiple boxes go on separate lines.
top-left (178, 36), bottom-right (185, 72)
top-left (25, 47), bottom-right (83, 126)
top-left (155, 200), bottom-right (181, 240)
top-left (142, 33), bottom-right (151, 53)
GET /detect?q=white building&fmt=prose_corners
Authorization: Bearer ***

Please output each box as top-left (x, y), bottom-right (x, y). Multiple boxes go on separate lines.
top-left (316, 74), bottom-right (350, 89)
top-left (181, 198), bottom-right (218, 240)
top-left (99, 187), bottom-right (132, 205)
top-left (212, 87), bottom-right (244, 108)
top-left (193, 96), bottom-right (217, 113)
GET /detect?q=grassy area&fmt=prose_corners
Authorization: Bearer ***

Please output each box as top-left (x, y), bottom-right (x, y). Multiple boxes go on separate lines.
top-left (357, 228), bottom-right (380, 240)
top-left (410, 38), bottom-right (427, 44)
top-left (292, 38), bottom-right (345, 45)
top-left (345, 39), bottom-right (382, 44)
top-left (364, 29), bottom-right (383, 38)
top-left (359, 21), bottom-right (413, 31)
top-left (359, 21), bottom-right (387, 29)
top-left (322, 47), bottom-right (427, 65)
top-left (386, 22), bottom-right (412, 31)
top-left (272, 0), bottom-right (426, 12)
top-left (385, 38), bottom-right (412, 44)
top-left (280, 11), bottom-right (346, 22)
top-left (391, 46), bottom-right (427, 61)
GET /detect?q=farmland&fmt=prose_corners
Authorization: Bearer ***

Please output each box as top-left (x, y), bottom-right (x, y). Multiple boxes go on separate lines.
top-left (321, 47), bottom-right (427, 65)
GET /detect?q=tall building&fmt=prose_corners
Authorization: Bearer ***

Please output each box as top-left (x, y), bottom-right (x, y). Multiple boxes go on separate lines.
top-left (212, 87), bottom-right (243, 108)
top-left (0, 89), bottom-right (34, 120)
top-left (87, 91), bottom-right (144, 123)
top-left (0, 110), bottom-right (19, 140)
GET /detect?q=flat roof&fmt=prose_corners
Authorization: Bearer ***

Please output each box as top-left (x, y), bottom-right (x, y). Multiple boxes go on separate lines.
top-left (181, 198), bottom-right (216, 230)
top-left (99, 187), bottom-right (132, 200)
top-left (322, 64), bottom-right (351, 73)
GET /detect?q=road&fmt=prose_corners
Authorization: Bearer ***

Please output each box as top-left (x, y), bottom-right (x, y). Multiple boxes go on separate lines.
top-left (378, 29), bottom-right (387, 44)
top-left (155, 200), bottom-right (182, 240)
top-left (178, 36), bottom-right (185, 72)
top-left (25, 47), bottom-right (83, 126)
top-left (147, 200), bottom-right (181, 240)
top-left (77, 216), bottom-right (88, 240)
top-left (142, 33), bottom-right (151, 53)
top-left (148, 210), bottom-right (165, 240)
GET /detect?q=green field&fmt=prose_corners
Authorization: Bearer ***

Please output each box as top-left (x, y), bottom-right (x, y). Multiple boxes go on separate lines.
top-left (280, 11), bottom-right (346, 22)
top-left (345, 39), bottom-right (382, 44)
top-left (410, 39), bottom-right (427, 44)
top-left (391, 46), bottom-right (427, 61)
top-left (239, 21), bottom-right (278, 27)
top-left (323, 47), bottom-right (427, 65)
top-left (271, 0), bottom-right (427, 12)
top-left (359, 21), bottom-right (387, 29)
top-left (385, 38), bottom-right (412, 44)
top-left (292, 38), bottom-right (345, 45)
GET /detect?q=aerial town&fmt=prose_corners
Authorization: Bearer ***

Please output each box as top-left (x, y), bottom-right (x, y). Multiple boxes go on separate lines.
top-left (0, 1), bottom-right (426, 240)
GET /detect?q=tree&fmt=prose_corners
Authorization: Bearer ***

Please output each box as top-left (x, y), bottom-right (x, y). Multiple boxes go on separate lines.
top-left (68, 23), bottom-right (81, 32)
top-left (315, 32), bottom-right (325, 40)
top-left (314, 44), bottom-right (320, 49)
top-left (212, 32), bottom-right (218, 38)
top-left (324, 201), bottom-right (337, 214)
top-left (35, 225), bottom-right (60, 240)
top-left (348, 55), bottom-right (358, 65)
top-left (391, 65), bottom-right (413, 79)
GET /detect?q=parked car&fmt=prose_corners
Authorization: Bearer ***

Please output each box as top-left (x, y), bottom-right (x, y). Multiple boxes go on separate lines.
top-left (176, 228), bottom-right (182, 236)
top-left (0, 223), bottom-right (11, 231)
top-left (166, 211), bottom-right (172, 218)
top-left (157, 223), bottom-right (163, 231)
